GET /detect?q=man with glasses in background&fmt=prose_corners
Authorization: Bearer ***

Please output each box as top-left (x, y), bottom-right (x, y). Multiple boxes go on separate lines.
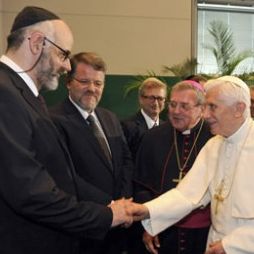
top-left (0, 6), bottom-right (132, 254)
top-left (121, 77), bottom-right (167, 161)
top-left (134, 80), bottom-right (212, 254)
top-left (50, 52), bottom-right (133, 254)
top-left (121, 77), bottom-right (167, 254)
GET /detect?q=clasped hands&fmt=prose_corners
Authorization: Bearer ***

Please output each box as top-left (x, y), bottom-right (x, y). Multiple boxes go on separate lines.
top-left (109, 200), bottom-right (226, 254)
top-left (108, 198), bottom-right (149, 228)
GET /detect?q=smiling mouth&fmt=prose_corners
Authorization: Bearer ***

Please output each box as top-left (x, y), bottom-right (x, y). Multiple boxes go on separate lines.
top-left (172, 116), bottom-right (184, 121)
top-left (84, 93), bottom-right (96, 97)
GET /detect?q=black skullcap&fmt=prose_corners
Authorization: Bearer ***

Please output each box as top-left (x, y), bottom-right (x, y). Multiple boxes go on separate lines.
top-left (11, 6), bottom-right (60, 33)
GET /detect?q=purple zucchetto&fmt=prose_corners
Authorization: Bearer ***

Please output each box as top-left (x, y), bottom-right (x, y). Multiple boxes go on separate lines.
top-left (10, 6), bottom-right (60, 33)
top-left (184, 80), bottom-right (205, 92)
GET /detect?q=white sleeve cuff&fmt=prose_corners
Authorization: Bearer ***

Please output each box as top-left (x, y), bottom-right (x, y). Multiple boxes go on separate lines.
top-left (141, 189), bottom-right (193, 236)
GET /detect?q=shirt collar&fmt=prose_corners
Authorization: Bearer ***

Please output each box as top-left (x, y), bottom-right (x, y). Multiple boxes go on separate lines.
top-left (69, 96), bottom-right (98, 120)
top-left (0, 55), bottom-right (39, 96)
top-left (141, 109), bottom-right (159, 129)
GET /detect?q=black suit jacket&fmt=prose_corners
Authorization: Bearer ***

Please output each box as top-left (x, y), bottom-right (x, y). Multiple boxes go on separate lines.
top-left (0, 62), bottom-right (112, 254)
top-left (50, 99), bottom-right (133, 204)
top-left (121, 111), bottom-right (164, 160)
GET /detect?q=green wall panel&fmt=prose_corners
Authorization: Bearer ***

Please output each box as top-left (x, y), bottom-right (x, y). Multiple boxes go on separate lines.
top-left (43, 75), bottom-right (180, 120)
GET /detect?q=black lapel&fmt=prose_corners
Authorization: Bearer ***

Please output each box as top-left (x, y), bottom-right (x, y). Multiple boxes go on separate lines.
top-left (64, 100), bottom-right (113, 172)
top-left (135, 111), bottom-right (149, 130)
top-left (0, 63), bottom-right (80, 196)
top-left (0, 62), bottom-right (46, 117)
top-left (93, 108), bottom-right (114, 171)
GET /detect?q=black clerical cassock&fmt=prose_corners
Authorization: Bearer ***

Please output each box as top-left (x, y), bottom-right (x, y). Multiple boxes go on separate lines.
top-left (134, 120), bottom-right (213, 254)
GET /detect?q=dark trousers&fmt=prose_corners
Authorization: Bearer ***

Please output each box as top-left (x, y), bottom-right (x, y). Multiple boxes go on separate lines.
top-left (80, 227), bottom-right (127, 254)
top-left (125, 222), bottom-right (149, 254)
top-left (158, 226), bottom-right (209, 254)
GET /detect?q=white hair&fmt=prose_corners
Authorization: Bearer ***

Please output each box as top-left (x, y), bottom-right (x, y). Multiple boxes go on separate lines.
top-left (205, 76), bottom-right (250, 119)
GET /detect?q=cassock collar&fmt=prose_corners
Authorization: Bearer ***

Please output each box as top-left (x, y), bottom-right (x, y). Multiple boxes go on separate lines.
top-left (182, 129), bottom-right (191, 135)
top-left (178, 119), bottom-right (204, 135)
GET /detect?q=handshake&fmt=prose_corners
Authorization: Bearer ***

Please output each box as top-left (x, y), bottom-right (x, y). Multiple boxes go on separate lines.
top-left (109, 198), bottom-right (150, 228)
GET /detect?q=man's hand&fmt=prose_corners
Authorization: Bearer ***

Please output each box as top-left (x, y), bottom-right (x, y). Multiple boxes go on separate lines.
top-left (205, 241), bottom-right (226, 254)
top-left (126, 201), bottom-right (150, 221)
top-left (143, 231), bottom-right (160, 254)
top-left (109, 198), bottom-right (133, 228)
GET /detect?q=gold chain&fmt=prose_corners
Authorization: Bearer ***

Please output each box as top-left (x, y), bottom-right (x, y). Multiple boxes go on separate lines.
top-left (174, 120), bottom-right (204, 174)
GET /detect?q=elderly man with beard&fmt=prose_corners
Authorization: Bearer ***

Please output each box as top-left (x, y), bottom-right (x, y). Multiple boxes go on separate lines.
top-left (0, 6), bottom-right (132, 254)
top-left (129, 76), bottom-right (254, 254)
top-left (134, 80), bottom-right (212, 254)
top-left (50, 52), bottom-right (133, 254)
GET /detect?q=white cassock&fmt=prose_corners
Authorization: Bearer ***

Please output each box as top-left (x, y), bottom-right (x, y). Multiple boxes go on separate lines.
top-left (142, 117), bottom-right (254, 254)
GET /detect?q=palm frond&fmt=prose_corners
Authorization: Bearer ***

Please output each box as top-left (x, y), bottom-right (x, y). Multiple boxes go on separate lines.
top-left (225, 50), bottom-right (254, 75)
top-left (238, 72), bottom-right (254, 85)
top-left (204, 20), bottom-right (254, 76)
top-left (205, 20), bottom-right (236, 73)
top-left (162, 58), bottom-right (198, 79)
top-left (123, 71), bottom-right (164, 98)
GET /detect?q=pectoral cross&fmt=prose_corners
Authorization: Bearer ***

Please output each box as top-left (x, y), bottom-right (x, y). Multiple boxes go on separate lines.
top-left (214, 181), bottom-right (224, 215)
top-left (172, 171), bottom-right (184, 183)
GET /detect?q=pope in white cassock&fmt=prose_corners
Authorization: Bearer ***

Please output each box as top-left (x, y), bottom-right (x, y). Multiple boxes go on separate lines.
top-left (129, 75), bottom-right (254, 254)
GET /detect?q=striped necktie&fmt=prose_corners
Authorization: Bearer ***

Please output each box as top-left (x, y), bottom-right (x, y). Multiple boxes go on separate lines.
top-left (87, 114), bottom-right (112, 164)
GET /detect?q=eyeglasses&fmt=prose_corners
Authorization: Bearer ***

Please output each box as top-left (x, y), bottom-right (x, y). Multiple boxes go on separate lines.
top-left (73, 77), bottom-right (104, 87)
top-left (168, 101), bottom-right (199, 111)
top-left (44, 37), bottom-right (71, 61)
top-left (141, 95), bottom-right (166, 102)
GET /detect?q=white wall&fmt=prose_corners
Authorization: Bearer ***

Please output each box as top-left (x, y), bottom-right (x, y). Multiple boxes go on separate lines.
top-left (0, 0), bottom-right (194, 75)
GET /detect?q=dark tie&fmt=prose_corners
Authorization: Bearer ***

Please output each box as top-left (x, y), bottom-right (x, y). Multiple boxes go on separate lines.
top-left (37, 95), bottom-right (48, 114)
top-left (152, 121), bottom-right (158, 128)
top-left (87, 114), bottom-right (112, 164)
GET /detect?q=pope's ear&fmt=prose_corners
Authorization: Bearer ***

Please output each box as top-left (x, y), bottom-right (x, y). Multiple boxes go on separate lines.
top-left (235, 102), bottom-right (246, 117)
top-left (28, 32), bottom-right (45, 54)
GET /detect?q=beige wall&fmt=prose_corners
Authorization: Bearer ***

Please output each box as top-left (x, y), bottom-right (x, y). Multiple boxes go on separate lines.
top-left (0, 0), bottom-right (194, 75)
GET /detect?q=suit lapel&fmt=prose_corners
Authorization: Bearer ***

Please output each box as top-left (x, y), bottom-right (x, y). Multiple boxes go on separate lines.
top-left (18, 85), bottom-right (76, 182)
top-left (1, 62), bottom-right (46, 118)
top-left (1, 66), bottom-right (79, 194)
top-left (13, 78), bottom-right (72, 162)
top-left (21, 88), bottom-right (46, 117)
top-left (135, 111), bottom-right (149, 130)
top-left (95, 109), bottom-right (114, 170)
top-left (64, 100), bottom-right (113, 172)
top-left (135, 111), bottom-right (164, 128)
